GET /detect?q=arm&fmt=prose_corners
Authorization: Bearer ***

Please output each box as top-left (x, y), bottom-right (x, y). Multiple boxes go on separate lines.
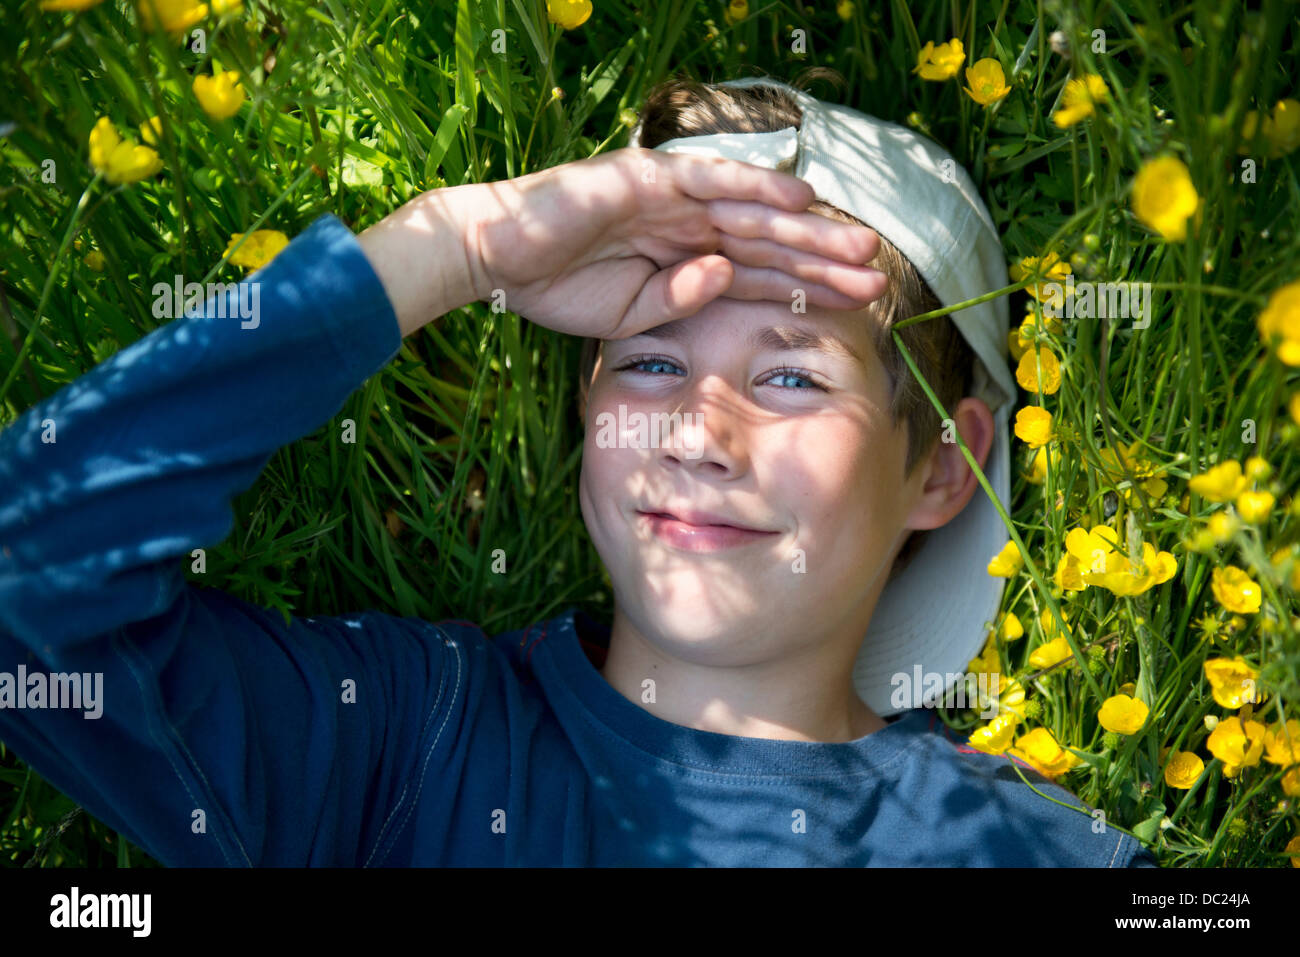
top-left (1, 149), bottom-right (885, 865)
top-left (356, 182), bottom-right (484, 337)
top-left (0, 213), bottom-right (476, 865)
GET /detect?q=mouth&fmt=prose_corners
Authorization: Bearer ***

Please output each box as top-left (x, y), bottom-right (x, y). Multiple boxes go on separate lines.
top-left (635, 508), bottom-right (779, 552)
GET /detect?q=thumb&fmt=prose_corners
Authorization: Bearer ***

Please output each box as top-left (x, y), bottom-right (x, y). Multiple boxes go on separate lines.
top-left (621, 254), bottom-right (734, 336)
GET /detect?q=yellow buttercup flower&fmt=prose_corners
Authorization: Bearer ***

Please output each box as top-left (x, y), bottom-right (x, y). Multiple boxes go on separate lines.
top-left (1243, 455), bottom-right (1272, 482)
top-left (836, 0), bottom-right (854, 21)
top-left (1010, 251), bottom-right (1071, 301)
top-left (968, 712), bottom-right (1018, 755)
top-left (1270, 545), bottom-right (1300, 592)
top-left (1109, 544), bottom-right (1174, 596)
top-left (1205, 511), bottom-right (1240, 544)
top-left (1053, 73), bottom-right (1109, 127)
top-left (986, 540), bottom-right (1023, 577)
top-left (1164, 750), bottom-right (1205, 789)
top-left (1289, 833), bottom-right (1300, 868)
top-left (1024, 445), bottom-right (1061, 485)
top-left (139, 116), bottom-right (162, 146)
top-left (1029, 635), bottom-right (1073, 670)
top-left (1242, 99), bottom-right (1300, 158)
top-left (1015, 346), bottom-right (1061, 394)
top-left (997, 612), bottom-right (1024, 642)
top-left (1263, 99), bottom-right (1300, 156)
top-left (722, 0), bottom-right (747, 26)
top-left (1263, 719), bottom-right (1300, 767)
top-left (1257, 280), bottom-right (1300, 367)
top-left (1013, 312), bottom-right (1066, 363)
top-left (998, 678), bottom-right (1027, 720)
top-left (1097, 442), bottom-right (1168, 504)
top-left (1009, 727), bottom-right (1084, 779)
top-left (545, 0), bottom-right (591, 29)
top-left (1098, 694), bottom-right (1148, 734)
top-left (193, 71), bottom-right (245, 120)
top-left (211, 0), bottom-right (242, 13)
top-left (1210, 565), bottom-right (1261, 614)
top-left (84, 250), bottom-right (107, 271)
top-left (1014, 406), bottom-right (1054, 448)
top-left (1065, 524), bottom-right (1120, 574)
top-left (966, 639), bottom-right (1001, 694)
top-left (1023, 306), bottom-right (1066, 333)
top-left (1037, 607), bottom-right (1073, 640)
top-left (964, 58), bottom-right (1010, 105)
top-left (1203, 657), bottom-right (1260, 709)
top-left (1284, 768), bottom-right (1300, 798)
top-left (1206, 716), bottom-right (1265, 777)
top-left (1059, 523), bottom-right (1176, 597)
top-left (40, 0), bottom-right (104, 9)
top-left (1054, 551), bottom-right (1087, 592)
top-left (1008, 328), bottom-right (1029, 361)
top-left (224, 230), bottom-right (289, 270)
top-left (137, 0), bottom-right (208, 33)
top-left (88, 117), bottom-right (163, 185)
top-left (1235, 489), bottom-right (1275, 524)
top-left (914, 38), bottom-right (965, 81)
top-left (1131, 155), bottom-right (1200, 242)
top-left (1188, 460), bottom-right (1249, 502)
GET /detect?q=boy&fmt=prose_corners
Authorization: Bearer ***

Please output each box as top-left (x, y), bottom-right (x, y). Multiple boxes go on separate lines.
top-left (0, 75), bottom-right (1156, 867)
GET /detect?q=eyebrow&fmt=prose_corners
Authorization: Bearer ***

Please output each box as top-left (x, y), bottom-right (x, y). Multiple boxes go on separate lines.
top-left (631, 321), bottom-right (864, 364)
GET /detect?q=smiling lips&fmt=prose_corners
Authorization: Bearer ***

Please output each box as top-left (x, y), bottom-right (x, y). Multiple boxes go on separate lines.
top-left (636, 508), bottom-right (779, 552)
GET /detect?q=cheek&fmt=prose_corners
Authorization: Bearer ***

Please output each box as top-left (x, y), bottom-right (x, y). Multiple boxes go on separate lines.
top-left (579, 395), bottom-right (644, 529)
top-left (775, 414), bottom-right (902, 537)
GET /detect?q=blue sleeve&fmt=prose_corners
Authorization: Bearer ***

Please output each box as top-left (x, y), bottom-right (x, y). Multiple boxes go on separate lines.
top-left (1128, 847), bottom-right (1160, 867)
top-left (0, 214), bottom-right (461, 865)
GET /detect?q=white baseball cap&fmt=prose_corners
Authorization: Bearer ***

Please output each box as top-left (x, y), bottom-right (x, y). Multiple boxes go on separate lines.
top-left (628, 76), bottom-right (1017, 717)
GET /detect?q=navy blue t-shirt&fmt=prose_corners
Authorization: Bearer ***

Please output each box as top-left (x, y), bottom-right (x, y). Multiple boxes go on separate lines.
top-left (0, 214), bottom-right (1157, 867)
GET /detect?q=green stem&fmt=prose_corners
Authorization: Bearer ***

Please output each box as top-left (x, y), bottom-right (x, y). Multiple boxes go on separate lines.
top-left (890, 329), bottom-right (1108, 705)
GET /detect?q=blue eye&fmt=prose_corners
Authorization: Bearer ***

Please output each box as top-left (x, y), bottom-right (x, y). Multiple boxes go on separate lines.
top-left (763, 368), bottom-right (823, 390)
top-left (615, 355), bottom-right (685, 376)
top-left (613, 355), bottom-right (827, 392)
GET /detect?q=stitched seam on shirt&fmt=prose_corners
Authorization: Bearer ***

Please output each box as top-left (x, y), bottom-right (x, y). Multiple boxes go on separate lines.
top-left (524, 621), bottom-right (548, 666)
top-left (1108, 832), bottom-right (1126, 868)
top-left (363, 626), bottom-right (464, 866)
top-left (113, 632), bottom-right (251, 867)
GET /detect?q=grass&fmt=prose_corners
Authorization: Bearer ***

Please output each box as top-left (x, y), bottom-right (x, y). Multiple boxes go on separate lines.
top-left (1, 0), bottom-right (1298, 867)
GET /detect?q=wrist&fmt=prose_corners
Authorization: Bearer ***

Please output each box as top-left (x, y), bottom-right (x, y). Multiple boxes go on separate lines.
top-left (357, 183), bottom-right (483, 338)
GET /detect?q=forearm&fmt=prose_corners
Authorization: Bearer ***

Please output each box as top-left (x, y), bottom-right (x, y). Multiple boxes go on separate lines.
top-left (357, 182), bottom-right (488, 338)
top-left (0, 214), bottom-right (401, 649)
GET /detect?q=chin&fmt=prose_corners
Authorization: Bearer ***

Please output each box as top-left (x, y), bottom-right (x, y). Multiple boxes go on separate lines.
top-left (615, 569), bottom-right (780, 658)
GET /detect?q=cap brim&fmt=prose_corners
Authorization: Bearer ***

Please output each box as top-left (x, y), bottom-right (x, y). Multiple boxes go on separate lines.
top-left (853, 401), bottom-right (1012, 716)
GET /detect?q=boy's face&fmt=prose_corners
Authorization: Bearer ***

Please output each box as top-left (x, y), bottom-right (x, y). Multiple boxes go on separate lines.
top-left (578, 298), bottom-right (931, 665)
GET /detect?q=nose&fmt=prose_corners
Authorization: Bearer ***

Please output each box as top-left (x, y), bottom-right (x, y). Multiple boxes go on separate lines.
top-left (656, 377), bottom-right (750, 477)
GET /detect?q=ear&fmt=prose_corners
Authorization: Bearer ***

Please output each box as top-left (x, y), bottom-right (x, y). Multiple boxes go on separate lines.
top-left (903, 396), bottom-right (996, 533)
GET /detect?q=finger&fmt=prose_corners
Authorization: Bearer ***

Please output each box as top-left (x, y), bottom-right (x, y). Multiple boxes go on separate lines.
top-left (715, 232), bottom-right (888, 303)
top-left (704, 197), bottom-right (882, 265)
top-left (715, 261), bottom-right (886, 311)
top-left (617, 254), bottom-right (736, 337)
top-left (655, 150), bottom-right (819, 213)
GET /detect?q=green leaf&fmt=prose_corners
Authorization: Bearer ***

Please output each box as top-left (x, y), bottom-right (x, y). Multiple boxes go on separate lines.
top-left (423, 103), bottom-right (471, 187)
top-left (1132, 801), bottom-right (1167, 842)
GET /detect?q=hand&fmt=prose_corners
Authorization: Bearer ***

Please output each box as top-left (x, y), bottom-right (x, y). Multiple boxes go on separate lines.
top-left (457, 147), bottom-right (888, 340)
